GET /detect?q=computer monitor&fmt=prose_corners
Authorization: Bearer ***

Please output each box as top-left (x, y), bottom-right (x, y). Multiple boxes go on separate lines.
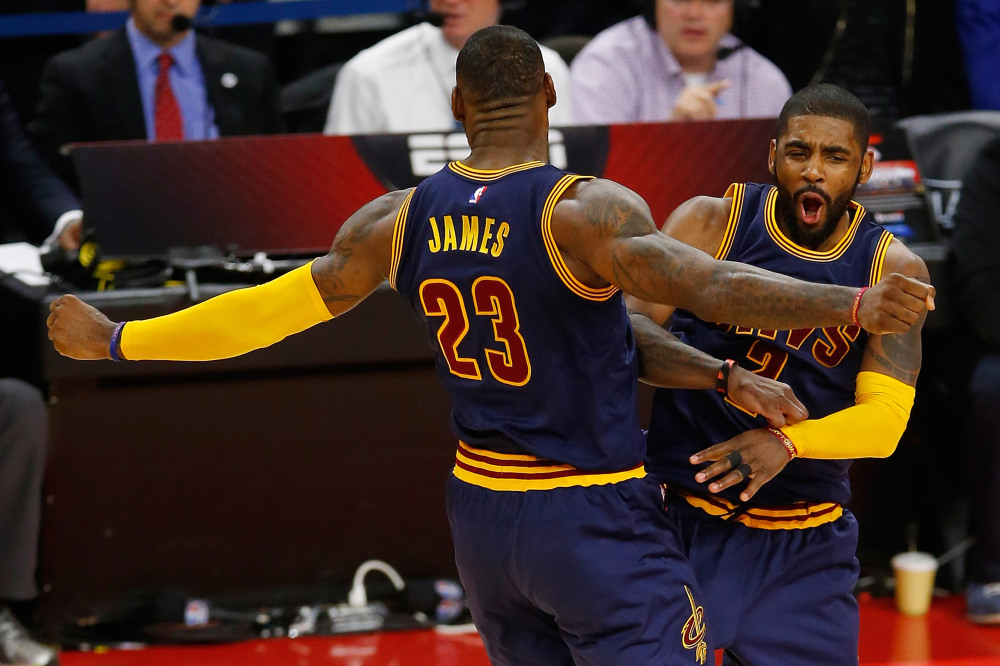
top-left (72, 134), bottom-right (388, 259)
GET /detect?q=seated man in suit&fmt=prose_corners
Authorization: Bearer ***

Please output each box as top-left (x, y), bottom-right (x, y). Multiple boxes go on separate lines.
top-left (0, 78), bottom-right (81, 250)
top-left (0, 75), bottom-right (73, 666)
top-left (29, 0), bottom-right (283, 188)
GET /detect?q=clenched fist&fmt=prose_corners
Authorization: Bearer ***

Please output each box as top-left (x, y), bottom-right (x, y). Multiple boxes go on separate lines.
top-left (47, 294), bottom-right (116, 360)
top-left (856, 273), bottom-right (935, 335)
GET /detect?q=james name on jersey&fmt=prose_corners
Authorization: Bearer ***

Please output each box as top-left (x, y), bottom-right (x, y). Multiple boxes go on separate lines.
top-left (426, 214), bottom-right (510, 258)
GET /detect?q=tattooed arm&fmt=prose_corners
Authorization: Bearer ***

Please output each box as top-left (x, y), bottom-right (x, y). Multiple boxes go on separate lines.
top-left (625, 194), bottom-right (731, 327)
top-left (47, 190), bottom-right (407, 360)
top-left (690, 240), bottom-right (929, 499)
top-left (550, 178), bottom-right (933, 334)
top-left (310, 190), bottom-right (408, 317)
top-left (631, 310), bottom-right (808, 425)
top-left (859, 240), bottom-right (929, 385)
top-left (625, 194), bottom-right (807, 423)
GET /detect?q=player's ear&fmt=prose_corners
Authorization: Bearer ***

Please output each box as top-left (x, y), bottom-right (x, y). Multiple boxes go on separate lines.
top-left (857, 147), bottom-right (875, 185)
top-left (768, 139), bottom-right (777, 175)
top-left (544, 73), bottom-right (556, 109)
top-left (452, 86), bottom-right (465, 123)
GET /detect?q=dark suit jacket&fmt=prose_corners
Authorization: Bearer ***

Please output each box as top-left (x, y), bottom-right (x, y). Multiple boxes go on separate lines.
top-left (29, 28), bottom-right (283, 188)
top-left (952, 136), bottom-right (1000, 351)
top-left (0, 77), bottom-right (79, 244)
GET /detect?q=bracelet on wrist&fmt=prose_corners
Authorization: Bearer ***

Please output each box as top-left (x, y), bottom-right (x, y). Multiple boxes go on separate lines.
top-left (716, 359), bottom-right (736, 397)
top-left (850, 286), bottom-right (869, 327)
top-left (767, 427), bottom-right (797, 460)
top-left (109, 322), bottom-right (127, 362)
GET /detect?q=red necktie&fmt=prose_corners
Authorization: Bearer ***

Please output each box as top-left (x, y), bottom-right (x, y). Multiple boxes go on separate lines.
top-left (154, 52), bottom-right (183, 141)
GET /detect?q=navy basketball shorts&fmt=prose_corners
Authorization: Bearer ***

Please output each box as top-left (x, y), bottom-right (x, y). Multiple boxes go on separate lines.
top-left (667, 494), bottom-right (861, 666)
top-left (446, 474), bottom-right (714, 666)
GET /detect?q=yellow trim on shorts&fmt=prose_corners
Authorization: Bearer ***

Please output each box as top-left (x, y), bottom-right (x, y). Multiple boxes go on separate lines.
top-left (454, 441), bottom-right (645, 492)
top-left (675, 489), bottom-right (842, 530)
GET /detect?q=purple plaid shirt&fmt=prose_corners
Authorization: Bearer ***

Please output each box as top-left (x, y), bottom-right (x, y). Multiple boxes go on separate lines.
top-left (570, 16), bottom-right (792, 124)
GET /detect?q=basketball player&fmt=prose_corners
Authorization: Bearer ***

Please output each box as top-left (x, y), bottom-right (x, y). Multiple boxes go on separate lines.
top-left (630, 84), bottom-right (929, 664)
top-left (47, 31), bottom-right (933, 665)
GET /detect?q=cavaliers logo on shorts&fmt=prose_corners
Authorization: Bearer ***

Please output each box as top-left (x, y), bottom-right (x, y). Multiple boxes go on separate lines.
top-left (682, 585), bottom-right (708, 664)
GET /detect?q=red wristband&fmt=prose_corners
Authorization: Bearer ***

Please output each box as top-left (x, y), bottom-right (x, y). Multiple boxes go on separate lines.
top-left (767, 427), bottom-right (797, 460)
top-left (850, 287), bottom-right (869, 327)
top-left (716, 359), bottom-right (736, 396)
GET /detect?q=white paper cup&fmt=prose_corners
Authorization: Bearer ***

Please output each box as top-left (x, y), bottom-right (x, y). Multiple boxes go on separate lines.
top-left (891, 551), bottom-right (938, 616)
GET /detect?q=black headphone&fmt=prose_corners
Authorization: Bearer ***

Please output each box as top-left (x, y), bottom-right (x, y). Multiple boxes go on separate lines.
top-left (639, 0), bottom-right (757, 43)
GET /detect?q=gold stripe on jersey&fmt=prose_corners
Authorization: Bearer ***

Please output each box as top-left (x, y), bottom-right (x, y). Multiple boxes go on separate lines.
top-left (675, 489), bottom-right (843, 530)
top-left (716, 183), bottom-right (745, 260)
top-left (541, 175), bottom-right (619, 301)
top-left (868, 229), bottom-right (894, 287)
top-left (454, 441), bottom-right (645, 491)
top-left (388, 189), bottom-right (416, 290)
top-left (763, 187), bottom-right (868, 262)
top-left (448, 160), bottom-right (547, 182)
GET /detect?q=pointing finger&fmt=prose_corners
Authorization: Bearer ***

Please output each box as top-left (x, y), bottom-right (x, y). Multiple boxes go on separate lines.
top-left (706, 79), bottom-right (731, 94)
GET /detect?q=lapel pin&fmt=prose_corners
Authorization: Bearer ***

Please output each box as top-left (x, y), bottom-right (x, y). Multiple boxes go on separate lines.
top-left (221, 72), bottom-right (238, 89)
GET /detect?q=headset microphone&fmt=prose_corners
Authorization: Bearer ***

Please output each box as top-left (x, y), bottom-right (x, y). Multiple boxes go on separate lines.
top-left (171, 14), bottom-right (194, 32)
top-left (716, 42), bottom-right (746, 61)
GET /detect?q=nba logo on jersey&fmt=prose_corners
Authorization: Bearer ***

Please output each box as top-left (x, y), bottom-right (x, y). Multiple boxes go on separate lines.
top-left (469, 185), bottom-right (488, 204)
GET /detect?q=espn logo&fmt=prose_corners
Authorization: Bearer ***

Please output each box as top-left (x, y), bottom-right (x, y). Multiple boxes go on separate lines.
top-left (408, 130), bottom-right (568, 177)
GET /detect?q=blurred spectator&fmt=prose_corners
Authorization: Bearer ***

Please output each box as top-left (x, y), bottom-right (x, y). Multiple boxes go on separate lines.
top-left (86, 0), bottom-right (127, 11)
top-left (29, 0), bottom-right (283, 188)
top-left (951, 135), bottom-right (1000, 623)
top-left (86, 0), bottom-right (275, 57)
top-left (0, 75), bottom-right (76, 666)
top-left (956, 0), bottom-right (1000, 110)
top-left (323, 0), bottom-right (574, 135)
top-left (570, 0), bottom-right (790, 124)
top-left (86, 0), bottom-right (130, 40)
top-left (0, 379), bottom-right (54, 666)
top-left (0, 77), bottom-right (80, 249)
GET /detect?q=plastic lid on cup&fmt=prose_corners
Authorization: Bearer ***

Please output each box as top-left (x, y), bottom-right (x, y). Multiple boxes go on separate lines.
top-left (891, 551), bottom-right (938, 571)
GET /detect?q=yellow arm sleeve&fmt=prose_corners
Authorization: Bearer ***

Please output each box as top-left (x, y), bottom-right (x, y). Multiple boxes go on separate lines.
top-left (779, 371), bottom-right (915, 459)
top-left (120, 261), bottom-right (333, 361)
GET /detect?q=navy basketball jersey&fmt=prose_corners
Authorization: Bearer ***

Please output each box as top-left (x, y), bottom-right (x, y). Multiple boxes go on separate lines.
top-left (646, 182), bottom-right (894, 506)
top-left (390, 161), bottom-right (645, 472)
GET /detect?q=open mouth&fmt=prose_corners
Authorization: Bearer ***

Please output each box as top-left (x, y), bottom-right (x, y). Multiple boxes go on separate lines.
top-left (798, 192), bottom-right (826, 225)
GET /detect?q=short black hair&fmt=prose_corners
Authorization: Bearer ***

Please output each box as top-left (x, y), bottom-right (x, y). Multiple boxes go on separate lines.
top-left (776, 84), bottom-right (871, 150)
top-left (456, 25), bottom-right (544, 105)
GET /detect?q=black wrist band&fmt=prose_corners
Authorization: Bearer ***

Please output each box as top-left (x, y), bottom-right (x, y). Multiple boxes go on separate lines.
top-left (716, 359), bottom-right (736, 396)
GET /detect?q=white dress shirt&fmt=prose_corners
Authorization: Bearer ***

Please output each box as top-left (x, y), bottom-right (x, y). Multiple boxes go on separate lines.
top-left (324, 22), bottom-right (574, 135)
